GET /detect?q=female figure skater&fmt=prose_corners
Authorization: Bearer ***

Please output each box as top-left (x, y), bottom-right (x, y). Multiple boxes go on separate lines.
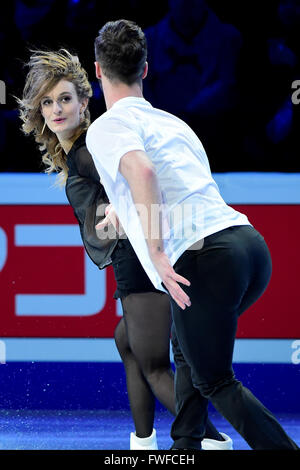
top-left (17, 49), bottom-right (232, 450)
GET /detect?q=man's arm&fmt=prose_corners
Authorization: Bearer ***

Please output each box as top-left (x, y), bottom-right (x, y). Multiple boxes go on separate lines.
top-left (119, 150), bottom-right (191, 310)
top-left (119, 149), bottom-right (163, 257)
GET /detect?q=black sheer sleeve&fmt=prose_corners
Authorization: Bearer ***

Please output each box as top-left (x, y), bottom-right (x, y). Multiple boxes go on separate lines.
top-left (65, 138), bottom-right (118, 270)
top-left (74, 146), bottom-right (101, 184)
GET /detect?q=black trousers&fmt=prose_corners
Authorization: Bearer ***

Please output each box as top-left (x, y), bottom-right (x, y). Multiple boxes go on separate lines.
top-left (170, 225), bottom-right (298, 450)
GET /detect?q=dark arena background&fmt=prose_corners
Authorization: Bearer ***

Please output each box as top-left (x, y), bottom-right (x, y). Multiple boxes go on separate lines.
top-left (0, 0), bottom-right (299, 453)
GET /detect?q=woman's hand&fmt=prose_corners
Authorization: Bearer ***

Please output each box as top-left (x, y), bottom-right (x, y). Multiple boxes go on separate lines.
top-left (95, 203), bottom-right (125, 236)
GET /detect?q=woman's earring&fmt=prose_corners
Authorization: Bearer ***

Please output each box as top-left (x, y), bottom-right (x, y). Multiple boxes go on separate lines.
top-left (40, 121), bottom-right (46, 135)
top-left (80, 109), bottom-right (85, 124)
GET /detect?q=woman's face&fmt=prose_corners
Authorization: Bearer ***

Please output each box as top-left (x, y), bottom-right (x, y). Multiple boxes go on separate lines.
top-left (40, 79), bottom-right (86, 139)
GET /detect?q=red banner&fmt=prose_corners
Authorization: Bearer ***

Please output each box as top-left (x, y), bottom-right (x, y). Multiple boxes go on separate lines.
top-left (0, 204), bottom-right (299, 338)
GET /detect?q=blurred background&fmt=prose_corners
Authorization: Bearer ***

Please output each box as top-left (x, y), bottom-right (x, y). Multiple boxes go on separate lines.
top-left (0, 0), bottom-right (299, 173)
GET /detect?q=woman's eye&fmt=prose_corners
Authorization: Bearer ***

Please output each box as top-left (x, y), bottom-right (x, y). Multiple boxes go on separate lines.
top-left (42, 99), bottom-right (51, 106)
top-left (61, 96), bottom-right (71, 103)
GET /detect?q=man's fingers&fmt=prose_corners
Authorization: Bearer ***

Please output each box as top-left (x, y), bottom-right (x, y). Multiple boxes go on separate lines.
top-left (166, 278), bottom-right (191, 308)
top-left (170, 274), bottom-right (191, 304)
top-left (171, 293), bottom-right (186, 310)
top-left (170, 287), bottom-right (189, 310)
top-left (173, 273), bottom-right (191, 287)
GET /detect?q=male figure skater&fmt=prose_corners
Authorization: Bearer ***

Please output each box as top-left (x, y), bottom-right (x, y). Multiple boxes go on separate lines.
top-left (86, 19), bottom-right (298, 450)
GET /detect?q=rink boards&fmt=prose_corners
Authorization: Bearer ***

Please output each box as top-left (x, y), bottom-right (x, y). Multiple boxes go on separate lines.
top-left (0, 172), bottom-right (299, 411)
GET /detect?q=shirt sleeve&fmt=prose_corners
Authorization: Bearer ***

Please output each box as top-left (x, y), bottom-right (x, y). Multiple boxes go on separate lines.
top-left (86, 115), bottom-right (145, 182)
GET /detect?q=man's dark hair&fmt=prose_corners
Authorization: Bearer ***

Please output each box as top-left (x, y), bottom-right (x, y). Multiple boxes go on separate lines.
top-left (95, 19), bottom-right (147, 86)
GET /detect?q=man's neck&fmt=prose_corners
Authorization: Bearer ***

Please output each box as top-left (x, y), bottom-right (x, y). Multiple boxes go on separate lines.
top-left (103, 79), bottom-right (144, 110)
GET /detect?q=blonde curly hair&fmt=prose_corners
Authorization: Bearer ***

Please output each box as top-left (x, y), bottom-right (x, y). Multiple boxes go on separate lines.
top-left (17, 49), bottom-right (93, 186)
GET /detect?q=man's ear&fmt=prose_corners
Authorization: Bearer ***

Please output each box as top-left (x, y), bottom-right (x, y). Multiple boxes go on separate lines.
top-left (94, 61), bottom-right (102, 79)
top-left (142, 61), bottom-right (148, 79)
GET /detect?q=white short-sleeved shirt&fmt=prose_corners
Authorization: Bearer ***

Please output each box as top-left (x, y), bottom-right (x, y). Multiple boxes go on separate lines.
top-left (86, 96), bottom-right (251, 291)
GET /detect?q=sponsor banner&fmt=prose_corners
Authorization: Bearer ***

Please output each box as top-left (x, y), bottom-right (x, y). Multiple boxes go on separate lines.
top-left (0, 173), bottom-right (299, 349)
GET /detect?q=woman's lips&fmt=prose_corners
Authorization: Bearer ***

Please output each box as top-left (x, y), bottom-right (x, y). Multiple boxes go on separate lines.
top-left (53, 118), bottom-right (66, 123)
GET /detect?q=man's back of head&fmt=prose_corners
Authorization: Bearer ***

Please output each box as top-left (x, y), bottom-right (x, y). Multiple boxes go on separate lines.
top-left (94, 19), bottom-right (147, 87)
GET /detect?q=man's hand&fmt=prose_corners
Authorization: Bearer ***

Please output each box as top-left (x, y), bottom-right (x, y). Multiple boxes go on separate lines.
top-left (95, 203), bottom-right (125, 236)
top-left (151, 250), bottom-right (191, 310)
